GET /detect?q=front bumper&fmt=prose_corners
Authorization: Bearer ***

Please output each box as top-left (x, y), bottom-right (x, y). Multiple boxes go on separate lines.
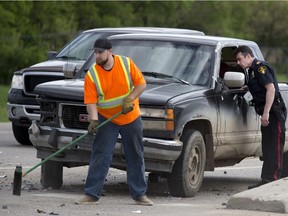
top-left (7, 103), bottom-right (40, 126)
top-left (28, 121), bottom-right (183, 173)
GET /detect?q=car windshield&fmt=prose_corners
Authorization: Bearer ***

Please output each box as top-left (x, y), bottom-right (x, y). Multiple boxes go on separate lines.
top-left (77, 39), bottom-right (214, 86)
top-left (56, 32), bottom-right (115, 61)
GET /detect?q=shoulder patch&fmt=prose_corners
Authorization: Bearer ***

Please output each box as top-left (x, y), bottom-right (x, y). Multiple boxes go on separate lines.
top-left (258, 66), bottom-right (267, 74)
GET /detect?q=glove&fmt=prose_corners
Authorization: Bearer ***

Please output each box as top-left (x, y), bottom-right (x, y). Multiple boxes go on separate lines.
top-left (122, 97), bottom-right (134, 114)
top-left (88, 120), bottom-right (99, 134)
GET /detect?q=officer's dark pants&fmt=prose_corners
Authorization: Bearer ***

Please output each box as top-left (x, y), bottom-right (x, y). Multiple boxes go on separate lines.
top-left (261, 111), bottom-right (286, 181)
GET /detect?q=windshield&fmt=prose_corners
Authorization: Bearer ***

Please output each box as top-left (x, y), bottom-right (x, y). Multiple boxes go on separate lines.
top-left (56, 32), bottom-right (114, 61)
top-left (77, 39), bottom-right (214, 86)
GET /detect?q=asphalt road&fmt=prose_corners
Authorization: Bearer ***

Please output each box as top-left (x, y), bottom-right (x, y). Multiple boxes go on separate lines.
top-left (0, 122), bottom-right (284, 216)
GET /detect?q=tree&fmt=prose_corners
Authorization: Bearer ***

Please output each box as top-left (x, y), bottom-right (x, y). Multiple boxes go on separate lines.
top-left (0, 2), bottom-right (32, 83)
top-left (1, 1), bottom-right (288, 84)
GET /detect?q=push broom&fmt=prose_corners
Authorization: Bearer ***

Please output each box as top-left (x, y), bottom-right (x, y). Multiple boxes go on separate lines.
top-left (12, 111), bottom-right (122, 196)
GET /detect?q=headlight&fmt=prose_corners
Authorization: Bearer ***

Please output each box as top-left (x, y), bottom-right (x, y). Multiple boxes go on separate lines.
top-left (141, 108), bottom-right (166, 118)
top-left (11, 75), bottom-right (23, 89)
top-left (141, 108), bottom-right (174, 131)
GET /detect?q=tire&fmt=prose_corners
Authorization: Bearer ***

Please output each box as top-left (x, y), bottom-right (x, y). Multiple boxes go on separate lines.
top-left (168, 129), bottom-right (206, 197)
top-left (148, 173), bottom-right (159, 183)
top-left (41, 160), bottom-right (63, 189)
top-left (12, 123), bottom-right (32, 145)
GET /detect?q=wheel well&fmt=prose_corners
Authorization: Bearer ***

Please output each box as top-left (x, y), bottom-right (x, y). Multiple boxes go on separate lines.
top-left (182, 120), bottom-right (214, 171)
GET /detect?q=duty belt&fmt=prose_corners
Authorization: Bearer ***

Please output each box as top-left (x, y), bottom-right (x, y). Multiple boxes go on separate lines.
top-left (255, 93), bottom-right (287, 120)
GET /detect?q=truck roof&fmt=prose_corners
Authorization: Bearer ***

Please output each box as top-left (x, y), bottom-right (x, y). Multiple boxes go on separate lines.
top-left (109, 33), bottom-right (258, 47)
top-left (82, 27), bottom-right (205, 36)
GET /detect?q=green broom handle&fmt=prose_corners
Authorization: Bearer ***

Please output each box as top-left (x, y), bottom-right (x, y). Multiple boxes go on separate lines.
top-left (23, 111), bottom-right (122, 176)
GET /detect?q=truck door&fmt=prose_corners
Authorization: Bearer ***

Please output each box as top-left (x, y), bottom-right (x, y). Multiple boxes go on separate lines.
top-left (216, 89), bottom-right (260, 157)
top-left (214, 47), bottom-right (261, 158)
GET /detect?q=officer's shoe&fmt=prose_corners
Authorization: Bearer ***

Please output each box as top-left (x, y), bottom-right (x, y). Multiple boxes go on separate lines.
top-left (248, 179), bottom-right (270, 190)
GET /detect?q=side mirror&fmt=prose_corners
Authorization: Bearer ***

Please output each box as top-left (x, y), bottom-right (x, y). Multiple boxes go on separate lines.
top-left (223, 72), bottom-right (245, 88)
top-left (63, 62), bottom-right (77, 78)
top-left (47, 51), bottom-right (57, 60)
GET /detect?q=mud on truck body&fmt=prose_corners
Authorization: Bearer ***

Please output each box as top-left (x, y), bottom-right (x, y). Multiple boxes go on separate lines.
top-left (29, 33), bottom-right (288, 197)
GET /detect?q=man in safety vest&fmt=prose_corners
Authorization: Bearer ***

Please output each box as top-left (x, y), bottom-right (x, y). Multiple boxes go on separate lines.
top-left (75, 37), bottom-right (153, 206)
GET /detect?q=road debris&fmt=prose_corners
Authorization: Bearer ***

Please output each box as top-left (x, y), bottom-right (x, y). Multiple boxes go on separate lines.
top-left (37, 209), bottom-right (46, 214)
top-left (22, 180), bottom-right (39, 191)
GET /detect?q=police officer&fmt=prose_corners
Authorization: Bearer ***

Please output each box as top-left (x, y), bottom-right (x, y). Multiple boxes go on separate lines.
top-left (234, 45), bottom-right (286, 189)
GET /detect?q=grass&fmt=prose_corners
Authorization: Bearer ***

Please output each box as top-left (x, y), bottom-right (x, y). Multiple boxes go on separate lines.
top-left (277, 73), bottom-right (288, 83)
top-left (0, 85), bottom-right (10, 122)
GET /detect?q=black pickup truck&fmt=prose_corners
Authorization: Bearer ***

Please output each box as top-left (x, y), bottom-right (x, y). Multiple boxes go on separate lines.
top-left (29, 33), bottom-right (288, 197)
top-left (8, 27), bottom-right (204, 145)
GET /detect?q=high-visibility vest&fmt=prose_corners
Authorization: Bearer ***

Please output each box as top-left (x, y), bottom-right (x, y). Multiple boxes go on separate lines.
top-left (87, 55), bottom-right (133, 109)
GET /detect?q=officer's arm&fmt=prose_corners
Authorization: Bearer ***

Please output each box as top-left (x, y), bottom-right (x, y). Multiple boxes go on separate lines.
top-left (263, 83), bottom-right (275, 115)
top-left (86, 103), bottom-right (98, 120)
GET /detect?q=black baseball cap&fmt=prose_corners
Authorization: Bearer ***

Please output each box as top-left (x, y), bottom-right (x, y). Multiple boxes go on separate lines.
top-left (93, 37), bottom-right (112, 51)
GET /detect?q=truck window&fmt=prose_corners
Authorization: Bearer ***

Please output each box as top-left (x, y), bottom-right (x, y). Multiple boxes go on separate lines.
top-left (77, 40), bottom-right (214, 86)
top-left (219, 47), bottom-right (245, 79)
top-left (113, 40), bottom-right (214, 86)
top-left (56, 32), bottom-right (115, 61)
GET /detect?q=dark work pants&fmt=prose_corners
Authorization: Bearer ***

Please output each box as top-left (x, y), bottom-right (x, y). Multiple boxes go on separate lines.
top-left (261, 111), bottom-right (286, 181)
top-left (84, 115), bottom-right (147, 200)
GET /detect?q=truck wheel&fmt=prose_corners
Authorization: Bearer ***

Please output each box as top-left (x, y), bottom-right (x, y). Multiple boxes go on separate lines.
top-left (41, 160), bottom-right (63, 189)
top-left (148, 173), bottom-right (159, 183)
top-left (168, 129), bottom-right (206, 197)
top-left (282, 151), bottom-right (288, 177)
top-left (12, 123), bottom-right (32, 145)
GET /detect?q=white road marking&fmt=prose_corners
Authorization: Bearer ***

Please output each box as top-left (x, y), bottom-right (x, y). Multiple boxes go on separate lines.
top-left (31, 193), bottom-right (78, 199)
top-left (215, 166), bottom-right (261, 170)
top-left (0, 166), bottom-right (40, 170)
top-left (158, 203), bottom-right (212, 207)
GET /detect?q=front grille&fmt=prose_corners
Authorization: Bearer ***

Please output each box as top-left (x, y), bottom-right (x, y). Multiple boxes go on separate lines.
top-left (24, 73), bottom-right (63, 95)
top-left (39, 100), bottom-right (58, 127)
top-left (62, 104), bottom-right (89, 129)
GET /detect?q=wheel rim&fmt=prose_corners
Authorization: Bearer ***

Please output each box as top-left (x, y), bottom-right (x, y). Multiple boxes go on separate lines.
top-left (188, 145), bottom-right (201, 186)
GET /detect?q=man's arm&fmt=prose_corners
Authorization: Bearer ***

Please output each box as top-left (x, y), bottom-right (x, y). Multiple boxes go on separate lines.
top-left (261, 83), bottom-right (275, 126)
top-left (127, 83), bottom-right (147, 100)
top-left (86, 103), bottom-right (98, 120)
top-left (122, 83), bottom-right (146, 114)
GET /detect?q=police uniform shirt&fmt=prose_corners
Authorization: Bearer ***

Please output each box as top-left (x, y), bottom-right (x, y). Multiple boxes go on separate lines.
top-left (247, 58), bottom-right (279, 106)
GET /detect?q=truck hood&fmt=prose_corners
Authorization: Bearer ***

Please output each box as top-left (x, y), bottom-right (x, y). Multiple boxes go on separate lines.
top-left (17, 64), bottom-right (64, 75)
top-left (34, 79), bottom-right (205, 104)
top-left (15, 60), bottom-right (86, 75)
top-left (31, 59), bottom-right (85, 68)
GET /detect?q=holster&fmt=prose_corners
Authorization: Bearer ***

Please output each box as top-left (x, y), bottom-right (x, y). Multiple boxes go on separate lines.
top-left (271, 93), bottom-right (287, 121)
top-left (255, 93), bottom-right (287, 121)
top-left (255, 106), bottom-right (264, 116)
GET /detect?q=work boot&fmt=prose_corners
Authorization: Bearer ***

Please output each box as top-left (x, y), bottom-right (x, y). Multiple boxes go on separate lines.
top-left (74, 195), bottom-right (99, 205)
top-left (248, 179), bottom-right (270, 190)
top-left (134, 195), bottom-right (153, 206)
